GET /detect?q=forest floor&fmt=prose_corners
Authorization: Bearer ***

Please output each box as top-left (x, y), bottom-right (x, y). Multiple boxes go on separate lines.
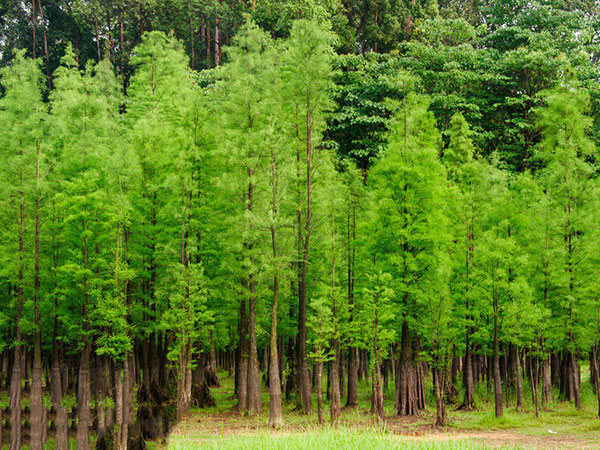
top-left (157, 372), bottom-right (600, 449)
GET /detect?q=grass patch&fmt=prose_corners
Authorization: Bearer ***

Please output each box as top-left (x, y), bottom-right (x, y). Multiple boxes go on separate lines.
top-left (168, 427), bottom-right (511, 449)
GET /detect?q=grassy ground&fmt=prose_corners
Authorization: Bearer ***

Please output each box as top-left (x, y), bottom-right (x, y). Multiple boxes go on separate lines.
top-left (162, 371), bottom-right (600, 449)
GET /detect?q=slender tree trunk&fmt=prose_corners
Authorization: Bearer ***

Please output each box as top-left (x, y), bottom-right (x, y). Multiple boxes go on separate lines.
top-left (542, 355), bottom-right (552, 405)
top-left (30, 142), bottom-right (44, 449)
top-left (396, 321), bottom-right (419, 416)
top-left (530, 349), bottom-right (539, 418)
top-left (115, 365), bottom-right (123, 448)
top-left (32, 0), bottom-right (37, 58)
top-left (346, 197), bottom-right (358, 407)
top-left (373, 306), bottom-right (384, 423)
top-left (37, 0), bottom-right (51, 86)
top-left (76, 342), bottom-right (92, 450)
top-left (434, 367), bottom-right (447, 426)
top-left (268, 143), bottom-right (283, 428)
top-left (51, 244), bottom-right (68, 449)
top-left (516, 345), bottom-right (523, 410)
top-left (237, 296), bottom-right (249, 411)
top-left (268, 269), bottom-right (283, 427)
top-left (295, 103), bottom-right (313, 414)
top-left (10, 167), bottom-right (25, 450)
top-left (493, 307), bottom-right (503, 418)
top-left (330, 206), bottom-right (341, 422)
top-left (317, 361), bottom-right (323, 425)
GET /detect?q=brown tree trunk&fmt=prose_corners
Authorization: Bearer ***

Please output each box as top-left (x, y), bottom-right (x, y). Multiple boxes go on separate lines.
top-left (268, 143), bottom-right (283, 428)
top-left (237, 297), bottom-right (249, 411)
top-left (30, 142), bottom-right (44, 449)
top-left (247, 271), bottom-right (261, 414)
top-left (317, 361), bottom-right (323, 425)
top-left (373, 306), bottom-right (384, 423)
top-left (434, 367), bottom-right (447, 426)
top-left (493, 313), bottom-right (503, 418)
top-left (95, 354), bottom-right (108, 446)
top-left (542, 356), bottom-right (552, 405)
top-left (516, 345), bottom-right (523, 410)
top-left (347, 347), bottom-right (358, 407)
top-left (51, 335), bottom-right (68, 449)
top-left (268, 272), bottom-right (282, 428)
top-left (115, 365), bottom-right (123, 448)
top-left (530, 349), bottom-right (539, 418)
top-left (10, 167), bottom-right (26, 450)
top-left (345, 196), bottom-right (358, 407)
top-left (464, 329), bottom-right (474, 409)
top-left (396, 321), bottom-right (419, 416)
top-left (76, 342), bottom-right (92, 450)
top-left (207, 331), bottom-right (219, 387)
top-left (9, 345), bottom-right (22, 450)
top-left (329, 204), bottom-right (341, 422)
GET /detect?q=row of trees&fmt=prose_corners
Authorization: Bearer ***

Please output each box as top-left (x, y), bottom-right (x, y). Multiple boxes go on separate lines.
top-left (1, 14), bottom-right (600, 450)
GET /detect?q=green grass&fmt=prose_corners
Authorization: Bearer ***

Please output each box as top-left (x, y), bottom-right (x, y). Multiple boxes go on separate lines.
top-left (162, 370), bottom-right (600, 449)
top-left (168, 427), bottom-right (514, 449)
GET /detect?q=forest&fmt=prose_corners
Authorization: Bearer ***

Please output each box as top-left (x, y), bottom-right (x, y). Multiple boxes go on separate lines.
top-left (1, 0), bottom-right (600, 449)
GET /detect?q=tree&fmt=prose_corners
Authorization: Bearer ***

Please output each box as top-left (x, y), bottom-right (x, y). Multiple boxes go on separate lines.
top-left (280, 19), bottom-right (334, 414)
top-left (216, 19), bottom-right (278, 415)
top-left (0, 49), bottom-right (47, 450)
top-left (355, 272), bottom-right (396, 422)
top-left (368, 93), bottom-right (447, 416)
top-left (535, 83), bottom-right (596, 408)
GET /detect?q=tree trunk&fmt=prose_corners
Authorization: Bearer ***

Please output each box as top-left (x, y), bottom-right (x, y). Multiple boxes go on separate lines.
top-left (9, 345), bottom-right (22, 450)
top-left (434, 367), bottom-right (447, 426)
top-left (464, 329), bottom-right (474, 409)
top-left (246, 273), bottom-right (261, 414)
top-left (516, 345), bottom-right (523, 410)
top-left (268, 145), bottom-right (283, 428)
top-left (268, 274), bottom-right (282, 428)
top-left (317, 361), bottom-right (323, 425)
top-left (10, 166), bottom-right (25, 450)
top-left (76, 342), bottom-right (92, 450)
top-left (237, 298), bottom-right (248, 411)
top-left (115, 366), bottom-right (123, 449)
top-left (30, 140), bottom-right (44, 450)
top-left (542, 356), bottom-right (552, 405)
top-left (51, 343), bottom-right (68, 449)
top-left (493, 314), bottom-right (503, 418)
top-left (396, 321), bottom-right (419, 415)
top-left (30, 335), bottom-right (44, 450)
top-left (347, 347), bottom-right (358, 407)
top-left (330, 342), bottom-right (341, 422)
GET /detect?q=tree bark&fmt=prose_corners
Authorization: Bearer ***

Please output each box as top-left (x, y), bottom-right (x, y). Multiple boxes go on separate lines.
top-left (516, 345), bottom-right (523, 410)
top-left (396, 321), bottom-right (419, 416)
top-left (296, 102), bottom-right (313, 414)
top-left (237, 297), bottom-right (249, 411)
top-left (493, 312), bottom-right (503, 418)
top-left (30, 142), bottom-right (44, 450)
top-left (542, 356), bottom-right (552, 405)
top-left (10, 166), bottom-right (25, 450)
top-left (76, 342), bottom-right (92, 450)
top-left (268, 143), bottom-right (283, 428)
top-left (317, 361), bottom-right (323, 425)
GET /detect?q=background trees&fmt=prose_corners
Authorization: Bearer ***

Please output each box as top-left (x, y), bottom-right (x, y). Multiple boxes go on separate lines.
top-left (1, 4), bottom-right (600, 448)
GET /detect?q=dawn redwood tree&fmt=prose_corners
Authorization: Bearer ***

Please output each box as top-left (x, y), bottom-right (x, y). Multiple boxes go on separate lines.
top-left (340, 164), bottom-right (365, 408)
top-left (50, 44), bottom-right (120, 449)
top-left (280, 19), bottom-right (334, 414)
top-left (536, 84), bottom-right (595, 408)
top-left (216, 20), bottom-right (277, 415)
top-left (126, 30), bottom-right (193, 417)
top-left (355, 272), bottom-right (396, 423)
top-left (0, 49), bottom-right (47, 450)
top-left (443, 112), bottom-right (486, 410)
top-left (369, 93), bottom-right (447, 416)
